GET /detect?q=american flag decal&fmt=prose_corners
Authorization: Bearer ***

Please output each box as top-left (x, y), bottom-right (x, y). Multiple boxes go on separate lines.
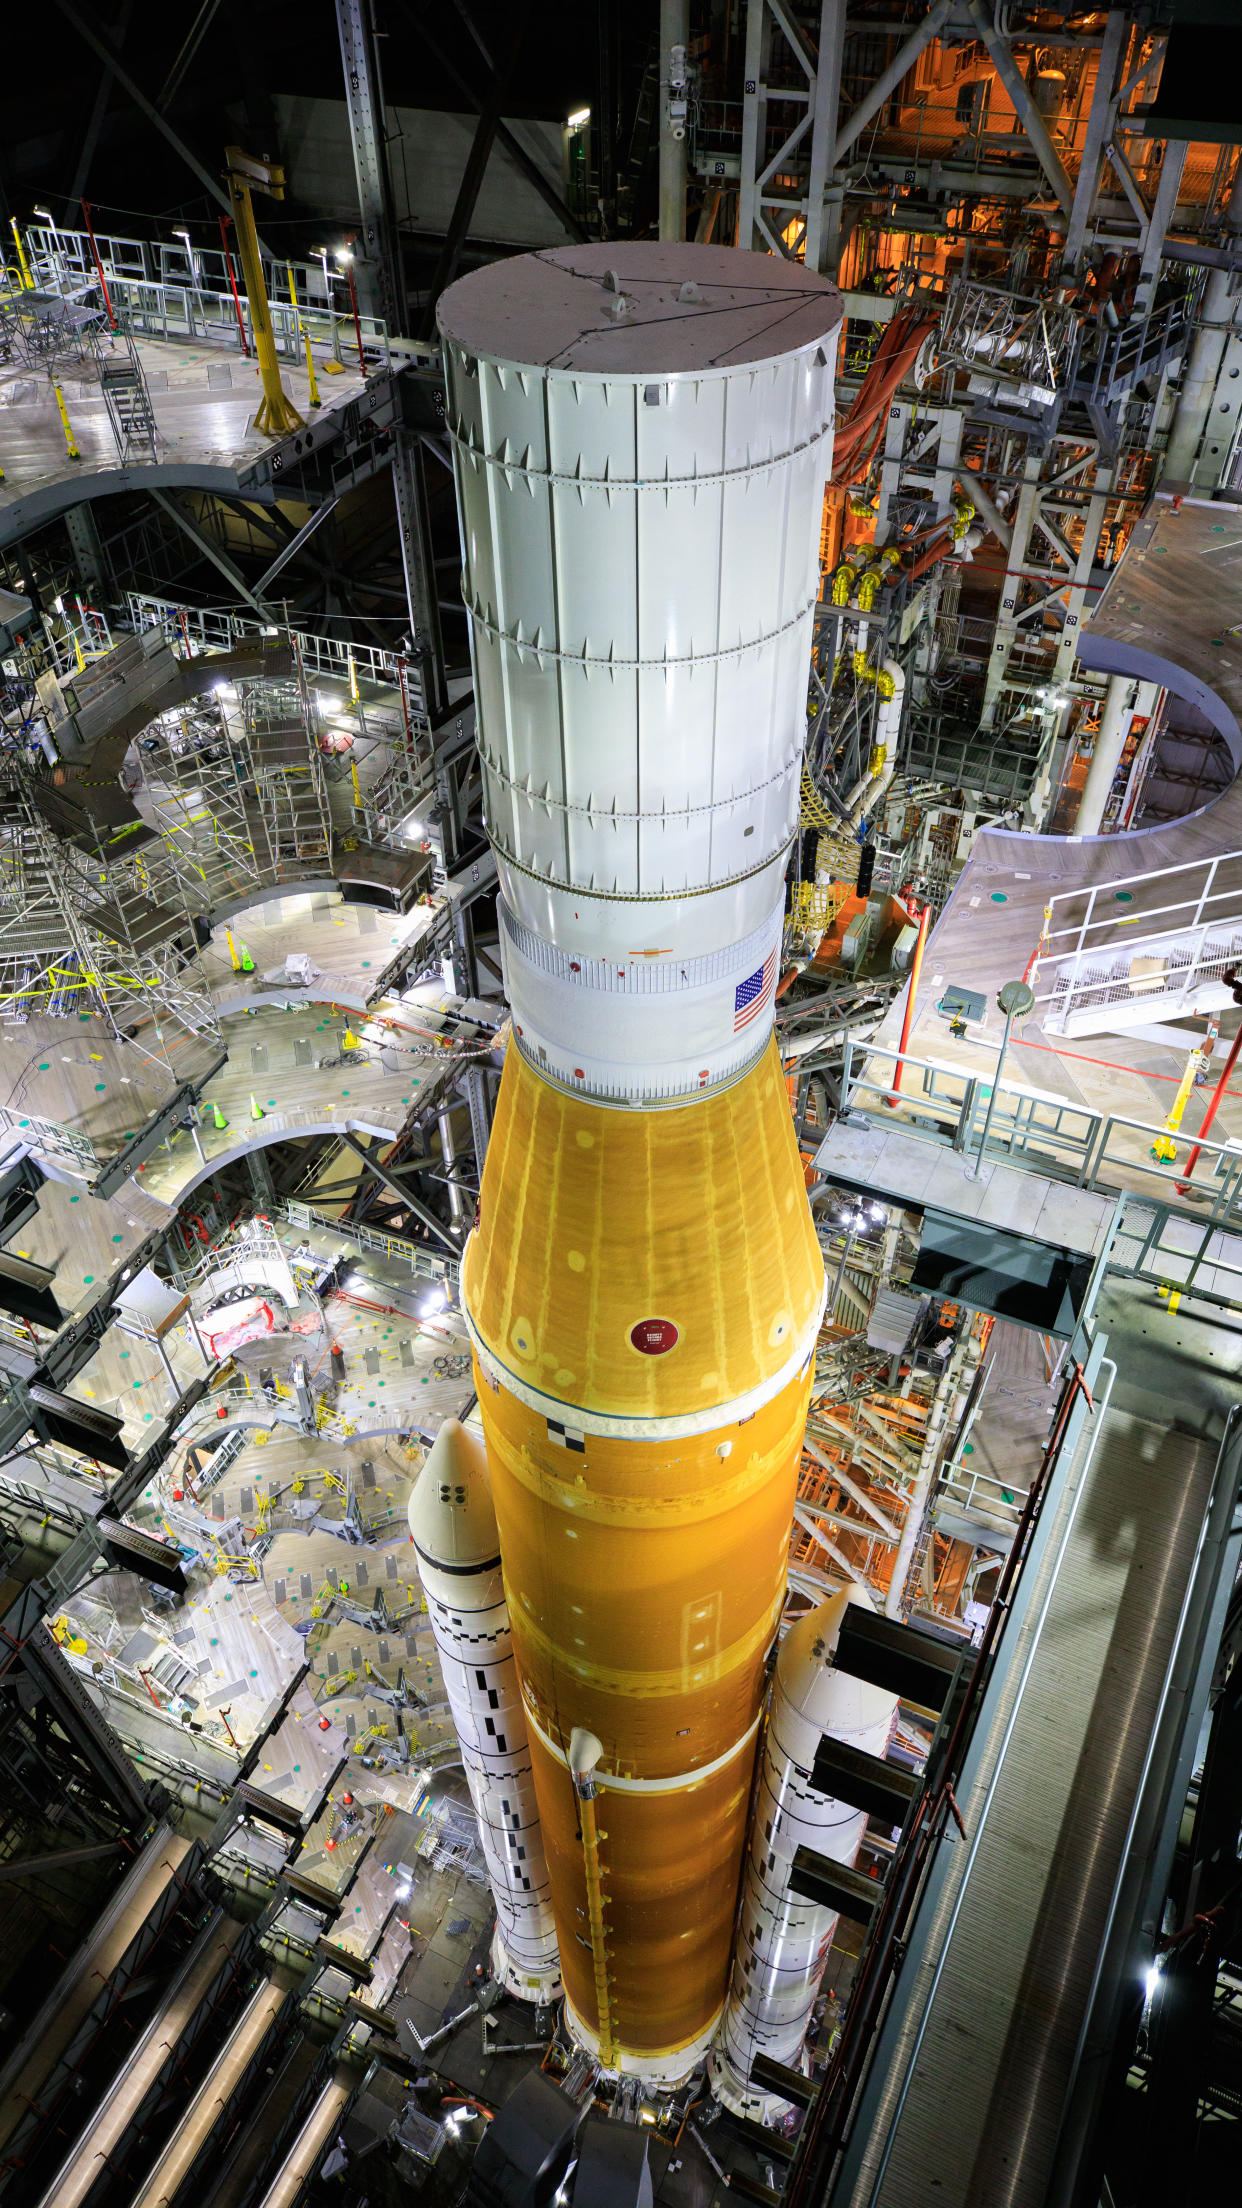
top-left (734, 948), bottom-right (778, 1032)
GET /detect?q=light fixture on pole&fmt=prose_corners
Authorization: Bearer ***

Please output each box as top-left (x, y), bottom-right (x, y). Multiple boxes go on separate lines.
top-left (971, 978), bottom-right (1035, 1178)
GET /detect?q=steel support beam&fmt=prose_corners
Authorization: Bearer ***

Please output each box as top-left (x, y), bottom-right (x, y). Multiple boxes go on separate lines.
top-left (69, 0), bottom-right (135, 203)
top-left (966, 0), bottom-right (1075, 221)
top-left (832, 0), bottom-right (956, 167)
top-left (419, 4), bottom-right (531, 337)
top-left (251, 496), bottom-right (342, 598)
top-left (336, 0), bottom-right (406, 334)
top-left (148, 493), bottom-right (274, 622)
top-left (339, 1132), bottom-right (461, 1253)
top-left (1062, 9), bottom-right (1128, 273)
top-left (392, 0), bottom-right (585, 243)
top-left (0, 1840), bottom-right (126, 1882)
top-left (804, 1), bottom-right (846, 273)
top-left (391, 438), bottom-right (448, 724)
top-left (1133, 141), bottom-right (1190, 314)
top-left (658, 0), bottom-right (690, 242)
top-left (92, 1059), bottom-right (227, 1201)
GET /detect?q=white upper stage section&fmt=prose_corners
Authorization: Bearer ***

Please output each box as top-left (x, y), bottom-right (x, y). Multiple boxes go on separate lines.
top-left (438, 245), bottom-right (841, 1101)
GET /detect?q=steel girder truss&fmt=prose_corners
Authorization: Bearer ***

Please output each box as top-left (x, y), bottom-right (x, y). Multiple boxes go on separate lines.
top-left (0, 785), bottom-right (219, 1057)
top-left (738, 0), bottom-right (842, 269)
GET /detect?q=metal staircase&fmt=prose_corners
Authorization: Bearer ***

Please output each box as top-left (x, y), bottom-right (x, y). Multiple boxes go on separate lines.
top-left (100, 334), bottom-right (158, 465)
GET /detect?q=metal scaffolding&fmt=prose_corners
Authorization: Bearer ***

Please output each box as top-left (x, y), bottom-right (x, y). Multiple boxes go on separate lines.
top-left (242, 672), bottom-right (332, 875)
top-left (0, 781), bottom-right (219, 1060)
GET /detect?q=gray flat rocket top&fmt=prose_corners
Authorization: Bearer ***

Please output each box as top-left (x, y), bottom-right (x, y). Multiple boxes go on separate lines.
top-left (436, 242), bottom-right (843, 377)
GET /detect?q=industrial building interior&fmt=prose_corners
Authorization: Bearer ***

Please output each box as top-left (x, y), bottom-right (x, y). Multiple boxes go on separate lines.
top-left (1, 1), bottom-right (1242, 2203)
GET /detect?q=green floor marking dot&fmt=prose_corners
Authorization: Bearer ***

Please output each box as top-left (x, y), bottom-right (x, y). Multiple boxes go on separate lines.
top-left (112, 1234), bottom-right (123, 1242)
top-left (143, 1412), bottom-right (152, 1421)
top-left (1115, 890), bottom-right (1133, 901)
top-left (84, 1275), bottom-right (94, 1284)
top-left (120, 1350), bottom-right (130, 1359)
top-left (991, 892), bottom-right (1007, 903)
top-left (133, 1381), bottom-right (142, 1389)
top-left (342, 1089), bottom-right (349, 1096)
top-left (37, 1063), bottom-right (48, 1071)
top-left (18, 1121), bottom-right (27, 1129)
top-left (70, 1195), bottom-right (79, 1203)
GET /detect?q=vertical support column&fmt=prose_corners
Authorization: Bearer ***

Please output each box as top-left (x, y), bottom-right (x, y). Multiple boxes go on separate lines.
top-left (64, 504), bottom-right (109, 597)
top-left (335, 0), bottom-right (405, 334)
top-left (1074, 673), bottom-right (1136, 837)
top-left (1061, 9), bottom-right (1128, 275)
top-left (1052, 460), bottom-right (1115, 685)
top-left (459, 1064), bottom-right (494, 1175)
top-left (658, 0), bottom-right (689, 243)
top-left (336, 0), bottom-right (448, 711)
top-left (980, 448), bottom-right (1044, 727)
top-left (803, 0), bottom-right (845, 274)
top-left (1165, 162), bottom-right (1242, 484)
top-left (737, 0), bottom-right (769, 252)
top-left (391, 436), bottom-right (447, 726)
top-left (1133, 140), bottom-right (1189, 315)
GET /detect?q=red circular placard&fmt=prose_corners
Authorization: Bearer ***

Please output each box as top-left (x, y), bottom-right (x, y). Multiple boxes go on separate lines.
top-left (630, 1317), bottom-right (679, 1355)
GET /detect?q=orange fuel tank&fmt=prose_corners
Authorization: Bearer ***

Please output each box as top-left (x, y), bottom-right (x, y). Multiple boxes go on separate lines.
top-left (462, 1039), bottom-right (823, 2074)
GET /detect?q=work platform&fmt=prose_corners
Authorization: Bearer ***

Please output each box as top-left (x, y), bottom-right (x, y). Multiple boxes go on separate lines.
top-left (862, 497), bottom-right (1242, 1203)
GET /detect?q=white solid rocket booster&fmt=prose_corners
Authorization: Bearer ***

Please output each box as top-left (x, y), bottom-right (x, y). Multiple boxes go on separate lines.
top-left (407, 1419), bottom-right (561, 2001)
top-left (710, 1590), bottom-right (897, 2115)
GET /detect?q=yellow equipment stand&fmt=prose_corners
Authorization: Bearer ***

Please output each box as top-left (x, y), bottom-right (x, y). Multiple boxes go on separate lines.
top-left (224, 147), bottom-right (305, 439)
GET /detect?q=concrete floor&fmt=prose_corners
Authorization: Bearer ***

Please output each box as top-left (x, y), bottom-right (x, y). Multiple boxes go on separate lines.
top-left (0, 329), bottom-right (366, 535)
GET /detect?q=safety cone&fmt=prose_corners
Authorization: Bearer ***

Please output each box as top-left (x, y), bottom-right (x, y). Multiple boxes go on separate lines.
top-left (250, 1094), bottom-right (265, 1120)
top-left (342, 1027), bottom-right (360, 1051)
top-left (209, 1102), bottom-right (228, 1129)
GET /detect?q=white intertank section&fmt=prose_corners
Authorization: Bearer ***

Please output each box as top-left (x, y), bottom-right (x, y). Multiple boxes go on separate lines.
top-left (407, 1420), bottom-right (561, 2003)
top-left (438, 244), bottom-right (841, 1104)
top-left (710, 1590), bottom-right (897, 2117)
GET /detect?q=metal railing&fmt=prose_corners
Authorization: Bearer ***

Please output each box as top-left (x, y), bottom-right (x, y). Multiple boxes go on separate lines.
top-left (127, 593), bottom-right (414, 699)
top-left (20, 221), bottom-right (388, 367)
top-left (1037, 846), bottom-right (1242, 1034)
top-left (0, 1100), bottom-right (97, 1170)
top-left (278, 1197), bottom-right (458, 1285)
top-left (837, 1034), bottom-right (1242, 1315)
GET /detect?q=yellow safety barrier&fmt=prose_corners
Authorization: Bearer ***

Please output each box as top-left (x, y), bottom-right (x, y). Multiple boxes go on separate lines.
top-left (50, 378), bottom-right (81, 461)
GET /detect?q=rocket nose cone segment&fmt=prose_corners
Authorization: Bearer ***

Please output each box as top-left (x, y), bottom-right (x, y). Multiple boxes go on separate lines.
top-left (777, 1586), bottom-right (886, 1725)
top-left (407, 1418), bottom-right (500, 1570)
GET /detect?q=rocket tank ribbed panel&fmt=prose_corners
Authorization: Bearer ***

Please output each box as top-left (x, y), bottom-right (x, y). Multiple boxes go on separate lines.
top-left (439, 244), bottom-right (838, 2077)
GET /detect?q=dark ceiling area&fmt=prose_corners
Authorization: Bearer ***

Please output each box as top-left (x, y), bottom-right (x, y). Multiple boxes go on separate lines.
top-left (0, 0), bottom-right (619, 239)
